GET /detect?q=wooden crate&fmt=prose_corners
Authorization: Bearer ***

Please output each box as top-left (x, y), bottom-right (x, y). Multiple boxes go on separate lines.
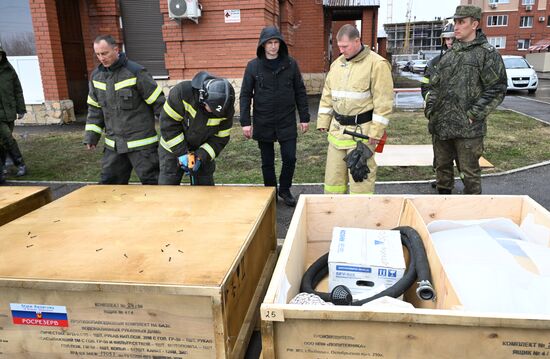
top-left (0, 186), bottom-right (51, 226)
top-left (261, 195), bottom-right (550, 359)
top-left (0, 185), bottom-right (277, 358)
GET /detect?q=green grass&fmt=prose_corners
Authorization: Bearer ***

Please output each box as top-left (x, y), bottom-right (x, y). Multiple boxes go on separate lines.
top-left (393, 74), bottom-right (422, 88)
top-left (8, 109), bottom-right (550, 183)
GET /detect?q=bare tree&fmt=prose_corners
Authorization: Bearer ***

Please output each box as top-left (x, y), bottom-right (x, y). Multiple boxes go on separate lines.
top-left (0, 32), bottom-right (36, 56)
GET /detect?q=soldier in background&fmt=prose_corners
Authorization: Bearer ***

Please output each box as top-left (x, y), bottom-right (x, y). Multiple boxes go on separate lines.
top-left (421, 22), bottom-right (455, 101)
top-left (425, 5), bottom-right (507, 194)
top-left (421, 22), bottom-right (462, 188)
top-left (0, 45), bottom-right (27, 183)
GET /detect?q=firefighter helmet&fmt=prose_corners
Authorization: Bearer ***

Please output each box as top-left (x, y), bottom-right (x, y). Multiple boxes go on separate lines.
top-left (192, 71), bottom-right (235, 117)
top-left (441, 23), bottom-right (455, 39)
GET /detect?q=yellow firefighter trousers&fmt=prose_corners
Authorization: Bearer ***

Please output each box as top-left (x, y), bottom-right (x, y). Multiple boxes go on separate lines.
top-left (324, 143), bottom-right (377, 194)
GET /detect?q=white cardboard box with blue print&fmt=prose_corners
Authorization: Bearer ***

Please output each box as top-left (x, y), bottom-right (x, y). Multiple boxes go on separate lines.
top-left (328, 227), bottom-right (406, 300)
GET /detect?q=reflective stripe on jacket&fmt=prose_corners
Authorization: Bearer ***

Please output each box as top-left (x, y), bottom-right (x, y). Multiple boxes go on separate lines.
top-left (84, 53), bottom-right (165, 153)
top-left (159, 81), bottom-right (233, 161)
top-left (317, 47), bottom-right (394, 149)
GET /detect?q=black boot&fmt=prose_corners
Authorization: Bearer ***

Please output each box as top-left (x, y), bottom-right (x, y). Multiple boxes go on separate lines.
top-left (278, 189), bottom-right (297, 207)
top-left (0, 164), bottom-right (5, 184)
top-left (438, 188), bottom-right (452, 195)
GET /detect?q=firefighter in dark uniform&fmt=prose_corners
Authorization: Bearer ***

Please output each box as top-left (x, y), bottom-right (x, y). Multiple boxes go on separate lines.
top-left (158, 71), bottom-right (235, 185)
top-left (84, 35), bottom-right (165, 184)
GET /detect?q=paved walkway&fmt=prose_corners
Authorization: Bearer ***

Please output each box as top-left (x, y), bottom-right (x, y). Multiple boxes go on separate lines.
top-left (500, 95), bottom-right (550, 124)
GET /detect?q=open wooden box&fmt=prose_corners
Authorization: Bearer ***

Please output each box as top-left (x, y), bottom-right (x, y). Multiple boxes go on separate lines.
top-left (0, 185), bottom-right (276, 358)
top-left (261, 195), bottom-right (550, 358)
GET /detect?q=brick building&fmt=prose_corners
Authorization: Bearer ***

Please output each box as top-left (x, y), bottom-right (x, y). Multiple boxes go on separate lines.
top-left (463, 0), bottom-right (550, 55)
top-left (26, 0), bottom-right (382, 123)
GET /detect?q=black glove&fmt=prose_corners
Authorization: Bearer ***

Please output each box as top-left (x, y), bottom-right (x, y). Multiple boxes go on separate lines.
top-left (343, 141), bottom-right (373, 182)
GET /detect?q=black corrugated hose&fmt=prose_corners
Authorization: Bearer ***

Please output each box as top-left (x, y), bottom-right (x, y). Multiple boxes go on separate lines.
top-left (299, 226), bottom-right (436, 306)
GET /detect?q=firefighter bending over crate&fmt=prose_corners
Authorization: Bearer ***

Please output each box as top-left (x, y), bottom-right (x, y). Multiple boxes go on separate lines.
top-left (159, 71), bottom-right (235, 186)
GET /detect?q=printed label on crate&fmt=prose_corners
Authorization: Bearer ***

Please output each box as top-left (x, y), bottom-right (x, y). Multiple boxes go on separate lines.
top-left (10, 303), bottom-right (69, 327)
top-left (335, 265), bottom-right (372, 273)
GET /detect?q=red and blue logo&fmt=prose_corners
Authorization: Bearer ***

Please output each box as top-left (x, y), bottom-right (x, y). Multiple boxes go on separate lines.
top-left (10, 303), bottom-right (69, 327)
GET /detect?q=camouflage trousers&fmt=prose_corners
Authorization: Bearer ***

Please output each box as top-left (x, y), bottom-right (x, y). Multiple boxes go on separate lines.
top-left (0, 121), bottom-right (24, 166)
top-left (433, 136), bottom-right (484, 194)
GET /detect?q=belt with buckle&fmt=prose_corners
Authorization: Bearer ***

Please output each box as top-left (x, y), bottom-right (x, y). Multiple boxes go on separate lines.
top-left (334, 110), bottom-right (373, 126)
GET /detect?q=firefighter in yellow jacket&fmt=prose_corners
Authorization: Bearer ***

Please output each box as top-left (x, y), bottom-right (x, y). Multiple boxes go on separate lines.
top-left (317, 24), bottom-right (393, 194)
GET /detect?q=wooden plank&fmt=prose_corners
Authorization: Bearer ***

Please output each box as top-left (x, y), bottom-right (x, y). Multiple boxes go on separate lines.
top-left (0, 186), bottom-right (51, 226)
top-left (410, 195), bottom-right (525, 224)
top-left (0, 185), bottom-right (273, 288)
top-left (0, 286), bottom-right (217, 358)
top-left (271, 316), bottom-right (550, 358)
top-left (375, 145), bottom-right (493, 168)
top-left (399, 199), bottom-right (461, 310)
top-left (231, 251), bottom-right (278, 359)
top-left (224, 195), bottom-right (277, 356)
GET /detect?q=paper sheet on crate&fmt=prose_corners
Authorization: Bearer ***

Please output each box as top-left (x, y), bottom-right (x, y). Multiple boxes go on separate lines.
top-left (428, 219), bottom-right (550, 315)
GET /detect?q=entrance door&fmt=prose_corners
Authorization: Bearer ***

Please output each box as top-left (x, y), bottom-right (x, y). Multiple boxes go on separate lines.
top-left (56, 0), bottom-right (88, 113)
top-left (119, 0), bottom-right (168, 77)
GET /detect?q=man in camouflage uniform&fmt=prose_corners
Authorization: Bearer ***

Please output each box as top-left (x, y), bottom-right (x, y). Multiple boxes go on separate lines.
top-left (421, 22), bottom-right (455, 101)
top-left (425, 5), bottom-right (507, 194)
top-left (0, 45), bottom-right (27, 182)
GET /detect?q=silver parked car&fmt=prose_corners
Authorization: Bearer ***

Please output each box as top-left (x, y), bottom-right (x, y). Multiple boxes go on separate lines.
top-left (503, 55), bottom-right (538, 94)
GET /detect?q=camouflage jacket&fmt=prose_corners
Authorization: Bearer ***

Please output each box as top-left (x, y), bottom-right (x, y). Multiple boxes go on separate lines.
top-left (424, 31), bottom-right (507, 140)
top-left (420, 53), bottom-right (443, 101)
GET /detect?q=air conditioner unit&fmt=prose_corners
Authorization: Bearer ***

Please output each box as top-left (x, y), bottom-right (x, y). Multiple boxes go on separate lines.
top-left (525, 5), bottom-right (532, 11)
top-left (539, 16), bottom-right (546, 21)
top-left (168, 0), bottom-right (202, 23)
top-left (490, 3), bottom-right (497, 9)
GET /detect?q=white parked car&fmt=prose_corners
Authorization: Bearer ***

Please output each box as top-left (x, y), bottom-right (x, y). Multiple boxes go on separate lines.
top-left (502, 55), bottom-right (538, 94)
top-left (411, 59), bottom-right (428, 74)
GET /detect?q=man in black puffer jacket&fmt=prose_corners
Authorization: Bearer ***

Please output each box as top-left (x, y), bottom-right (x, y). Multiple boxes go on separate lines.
top-left (240, 26), bottom-right (310, 207)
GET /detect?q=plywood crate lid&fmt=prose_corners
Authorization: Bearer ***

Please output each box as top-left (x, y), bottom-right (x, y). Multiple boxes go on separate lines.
top-left (0, 185), bottom-right (274, 288)
top-left (0, 186), bottom-right (52, 226)
top-left (0, 186), bottom-right (49, 208)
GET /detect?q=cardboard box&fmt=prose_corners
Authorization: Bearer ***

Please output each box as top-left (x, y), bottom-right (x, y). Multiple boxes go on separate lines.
top-left (328, 227), bottom-right (405, 299)
top-left (261, 195), bottom-right (550, 359)
top-left (0, 185), bottom-right (277, 359)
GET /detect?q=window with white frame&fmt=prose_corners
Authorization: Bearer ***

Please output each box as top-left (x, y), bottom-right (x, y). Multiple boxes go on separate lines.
top-left (489, 0), bottom-right (510, 3)
top-left (487, 15), bottom-right (508, 26)
top-left (522, 0), bottom-right (535, 4)
top-left (520, 16), bottom-right (534, 27)
top-left (517, 39), bottom-right (530, 50)
top-left (488, 36), bottom-right (506, 49)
